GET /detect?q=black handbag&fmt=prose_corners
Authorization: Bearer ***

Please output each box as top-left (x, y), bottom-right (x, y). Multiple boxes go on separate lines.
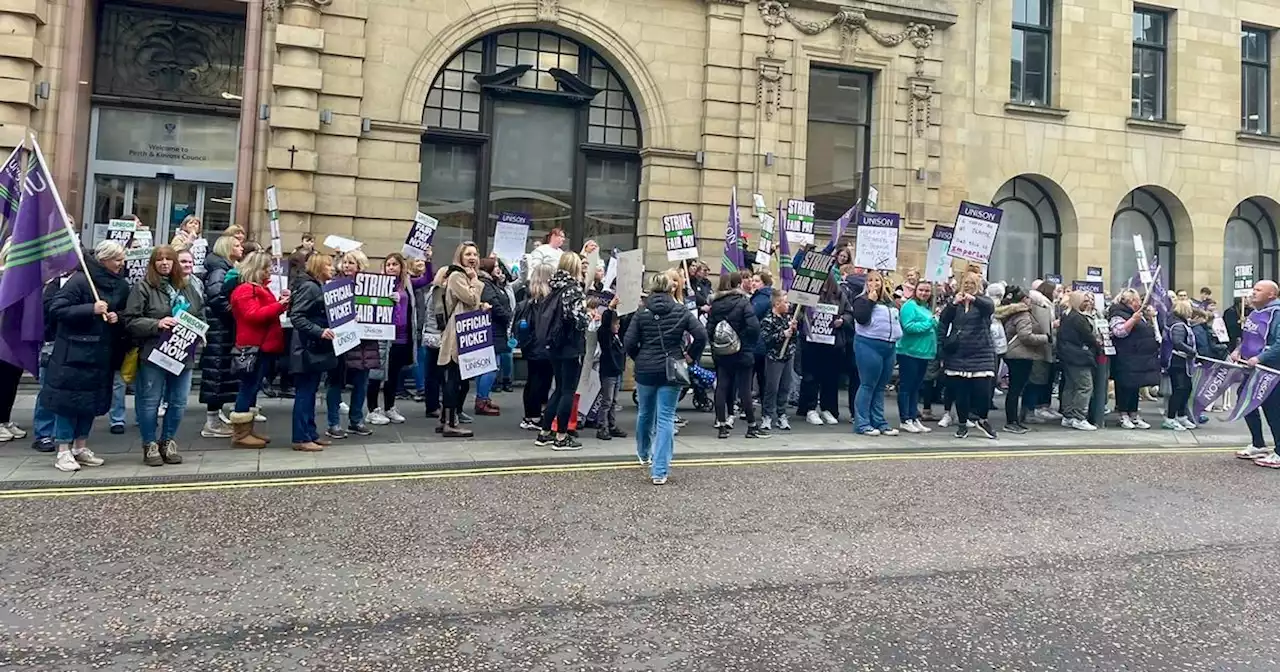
top-left (230, 345), bottom-right (260, 375)
top-left (650, 309), bottom-right (691, 387)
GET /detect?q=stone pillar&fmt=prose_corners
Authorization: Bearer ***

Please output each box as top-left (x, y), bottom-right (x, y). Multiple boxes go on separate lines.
top-left (267, 0), bottom-right (327, 242)
top-left (310, 0), bottom-right (366, 242)
top-left (0, 0), bottom-right (46, 152)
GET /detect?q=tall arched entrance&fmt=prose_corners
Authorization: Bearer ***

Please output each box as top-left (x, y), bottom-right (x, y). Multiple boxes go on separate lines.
top-left (418, 29), bottom-right (643, 256)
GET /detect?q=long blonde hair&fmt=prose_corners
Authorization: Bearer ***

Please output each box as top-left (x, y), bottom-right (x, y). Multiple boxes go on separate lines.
top-left (558, 251), bottom-right (583, 283)
top-left (527, 264), bottom-right (553, 301)
top-left (237, 251), bottom-right (274, 286)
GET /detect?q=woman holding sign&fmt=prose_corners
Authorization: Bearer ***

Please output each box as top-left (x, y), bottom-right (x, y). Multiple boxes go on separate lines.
top-left (437, 242), bottom-right (486, 438)
top-left (366, 253), bottom-right (426, 426)
top-left (170, 215), bottom-right (202, 251)
top-left (229, 251), bottom-right (290, 448)
top-left (287, 254), bottom-right (339, 451)
top-left (938, 272), bottom-right (998, 440)
top-left (123, 245), bottom-right (206, 466)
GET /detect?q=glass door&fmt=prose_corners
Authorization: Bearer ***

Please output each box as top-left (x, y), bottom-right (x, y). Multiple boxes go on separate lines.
top-left (87, 177), bottom-right (235, 247)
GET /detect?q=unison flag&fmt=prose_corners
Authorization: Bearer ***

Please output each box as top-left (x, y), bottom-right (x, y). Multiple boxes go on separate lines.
top-left (1227, 364), bottom-right (1280, 422)
top-left (830, 203), bottom-right (857, 249)
top-left (0, 143), bottom-right (81, 374)
top-left (1190, 357), bottom-right (1247, 418)
top-left (721, 187), bottom-right (744, 276)
top-left (777, 200), bottom-right (794, 291)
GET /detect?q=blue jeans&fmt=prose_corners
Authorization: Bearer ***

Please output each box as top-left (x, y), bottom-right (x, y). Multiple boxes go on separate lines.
top-left (292, 370), bottom-right (324, 443)
top-left (327, 367), bottom-right (369, 428)
top-left (135, 363), bottom-right (193, 444)
top-left (896, 354), bottom-right (929, 423)
top-left (499, 352), bottom-right (514, 383)
top-left (635, 383), bottom-right (680, 480)
top-left (234, 354), bottom-right (274, 413)
top-left (109, 372), bottom-right (126, 427)
top-left (413, 345), bottom-right (428, 393)
top-left (853, 337), bottom-right (896, 432)
top-left (477, 370), bottom-right (497, 400)
top-left (53, 413), bottom-right (94, 444)
top-left (33, 365), bottom-right (55, 439)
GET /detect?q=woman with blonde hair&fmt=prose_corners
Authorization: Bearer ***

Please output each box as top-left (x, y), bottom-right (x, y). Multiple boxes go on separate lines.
top-left (366, 252), bottom-right (425, 425)
top-left (516, 264), bottom-right (555, 429)
top-left (325, 249), bottom-right (378, 438)
top-left (197, 233), bottom-right (246, 437)
top-left (437, 242), bottom-right (486, 437)
top-left (123, 245), bottom-right (205, 465)
top-left (287, 253), bottom-right (339, 451)
top-left (1107, 287), bottom-right (1160, 429)
top-left (938, 271), bottom-right (998, 439)
top-left (228, 251), bottom-right (289, 447)
top-left (533, 251), bottom-right (590, 450)
top-left (1056, 291), bottom-right (1101, 430)
top-left (170, 215), bottom-right (202, 251)
top-left (1162, 297), bottom-right (1200, 430)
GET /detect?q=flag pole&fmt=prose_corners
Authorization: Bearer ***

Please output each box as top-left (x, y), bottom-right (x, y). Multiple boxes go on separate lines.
top-left (28, 133), bottom-right (101, 305)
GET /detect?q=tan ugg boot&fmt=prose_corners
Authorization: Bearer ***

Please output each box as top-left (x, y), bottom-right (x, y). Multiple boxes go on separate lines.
top-left (229, 412), bottom-right (267, 449)
top-left (249, 407), bottom-right (271, 444)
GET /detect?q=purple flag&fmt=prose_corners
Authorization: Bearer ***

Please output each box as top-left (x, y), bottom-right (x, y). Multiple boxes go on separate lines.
top-left (1191, 357), bottom-right (1247, 418)
top-left (777, 200), bottom-right (794, 291)
top-left (830, 203), bottom-right (857, 248)
top-left (1228, 365), bottom-right (1280, 422)
top-left (0, 144), bottom-right (81, 374)
top-left (0, 146), bottom-right (21, 226)
top-left (721, 187), bottom-right (744, 275)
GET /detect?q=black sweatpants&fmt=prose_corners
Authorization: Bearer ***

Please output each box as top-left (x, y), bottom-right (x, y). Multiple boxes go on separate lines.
top-left (715, 357), bottom-right (755, 425)
top-left (367, 342), bottom-right (413, 411)
top-left (540, 357), bottom-right (582, 434)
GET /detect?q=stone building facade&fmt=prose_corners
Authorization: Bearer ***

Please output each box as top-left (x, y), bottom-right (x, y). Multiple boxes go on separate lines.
top-left (7, 0), bottom-right (1280, 297)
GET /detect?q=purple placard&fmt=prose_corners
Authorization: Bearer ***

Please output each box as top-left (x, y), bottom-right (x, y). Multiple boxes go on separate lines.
top-left (323, 277), bottom-right (356, 328)
top-left (931, 225), bottom-right (954, 242)
top-left (455, 309), bottom-right (497, 379)
top-left (498, 211), bottom-right (531, 226)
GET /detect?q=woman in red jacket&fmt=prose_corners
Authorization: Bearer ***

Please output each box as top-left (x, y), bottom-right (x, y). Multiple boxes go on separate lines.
top-left (228, 251), bottom-right (290, 448)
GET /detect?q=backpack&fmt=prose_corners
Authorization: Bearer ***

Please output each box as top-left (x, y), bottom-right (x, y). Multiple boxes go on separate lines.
top-left (521, 287), bottom-right (566, 360)
top-left (513, 297), bottom-right (539, 353)
top-left (711, 317), bottom-right (741, 356)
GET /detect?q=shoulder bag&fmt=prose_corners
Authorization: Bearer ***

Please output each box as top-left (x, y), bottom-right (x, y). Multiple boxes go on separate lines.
top-left (650, 309), bottom-right (691, 386)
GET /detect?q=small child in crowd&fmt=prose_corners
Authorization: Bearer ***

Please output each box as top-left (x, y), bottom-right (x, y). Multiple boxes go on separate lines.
top-left (760, 290), bottom-right (798, 431)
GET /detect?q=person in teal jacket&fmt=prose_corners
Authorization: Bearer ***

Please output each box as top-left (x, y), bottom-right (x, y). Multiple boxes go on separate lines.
top-left (897, 279), bottom-right (938, 433)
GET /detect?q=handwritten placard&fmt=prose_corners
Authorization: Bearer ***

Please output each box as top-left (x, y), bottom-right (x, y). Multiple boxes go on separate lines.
top-left (853, 212), bottom-right (900, 271)
top-left (925, 225), bottom-right (954, 283)
top-left (947, 201), bottom-right (1003, 264)
top-left (492, 212), bottom-right (530, 265)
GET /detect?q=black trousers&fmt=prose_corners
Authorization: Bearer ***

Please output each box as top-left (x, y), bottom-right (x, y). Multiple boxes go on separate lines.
top-left (798, 342), bottom-right (840, 416)
top-left (540, 357), bottom-right (583, 433)
top-left (1245, 390), bottom-right (1280, 448)
top-left (715, 357), bottom-right (755, 425)
top-left (441, 362), bottom-right (470, 415)
top-left (423, 347), bottom-right (442, 414)
top-left (1114, 384), bottom-right (1141, 413)
top-left (0, 360), bottom-right (21, 423)
top-left (951, 375), bottom-right (992, 422)
top-left (523, 359), bottom-right (554, 419)
top-left (1166, 365), bottom-right (1192, 419)
top-left (844, 343), bottom-right (860, 420)
top-left (1005, 358), bottom-right (1034, 424)
top-left (368, 342), bottom-right (414, 411)
top-left (753, 353), bottom-right (766, 400)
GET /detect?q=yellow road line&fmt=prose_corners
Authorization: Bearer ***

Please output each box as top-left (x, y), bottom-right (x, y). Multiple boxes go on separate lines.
top-left (0, 445), bottom-right (1233, 500)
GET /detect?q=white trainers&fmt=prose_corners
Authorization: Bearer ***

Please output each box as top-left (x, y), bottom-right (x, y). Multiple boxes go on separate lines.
top-left (1061, 417), bottom-right (1072, 428)
top-left (1236, 445), bottom-right (1273, 460)
top-left (74, 448), bottom-right (104, 466)
top-left (1255, 452), bottom-right (1280, 468)
top-left (902, 420), bottom-right (922, 433)
top-left (385, 407), bottom-right (406, 424)
top-left (760, 417), bottom-right (772, 431)
top-left (254, 410), bottom-right (267, 423)
top-left (1070, 418), bottom-right (1098, 431)
top-left (4, 422), bottom-right (26, 439)
top-left (1176, 416), bottom-right (1197, 430)
top-left (1120, 415), bottom-right (1137, 430)
top-left (54, 451), bottom-right (79, 472)
top-left (938, 412), bottom-right (953, 428)
top-left (806, 410), bottom-right (823, 426)
top-left (157, 402), bottom-right (167, 418)
top-left (917, 419), bottom-right (933, 433)
top-left (218, 409), bottom-right (231, 425)
top-left (777, 415), bottom-right (792, 431)
top-left (1161, 418), bottom-right (1187, 431)
top-left (860, 427), bottom-right (882, 436)
top-left (1034, 408), bottom-right (1058, 422)
top-left (339, 402), bottom-right (350, 414)
top-left (1131, 415), bottom-right (1151, 430)
top-left (0, 425), bottom-right (14, 442)
top-left (881, 428), bottom-right (900, 436)
top-left (368, 409), bottom-right (392, 425)
top-left (820, 410), bottom-right (838, 425)
top-left (200, 419), bottom-right (234, 438)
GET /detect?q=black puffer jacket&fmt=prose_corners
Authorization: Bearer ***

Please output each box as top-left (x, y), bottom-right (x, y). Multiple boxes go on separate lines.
top-left (706, 288), bottom-right (760, 367)
top-left (939, 295), bottom-right (996, 374)
top-left (480, 271), bottom-right (512, 356)
top-left (43, 255), bottom-right (131, 417)
top-left (624, 292), bottom-right (707, 387)
top-left (1056, 310), bottom-right (1100, 368)
top-left (1108, 302), bottom-right (1161, 388)
top-left (287, 273), bottom-right (338, 374)
top-left (198, 252), bottom-right (238, 405)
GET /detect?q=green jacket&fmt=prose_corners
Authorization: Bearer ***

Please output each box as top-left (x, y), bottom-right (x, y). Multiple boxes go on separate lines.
top-left (897, 298), bottom-right (937, 360)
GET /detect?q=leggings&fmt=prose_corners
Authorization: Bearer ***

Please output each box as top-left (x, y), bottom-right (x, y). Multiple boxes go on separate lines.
top-left (368, 342), bottom-right (413, 411)
top-left (441, 361), bottom-right (470, 414)
top-left (714, 357), bottom-right (756, 425)
top-left (1115, 384), bottom-right (1140, 414)
top-left (0, 360), bottom-right (22, 423)
top-left (1166, 364), bottom-right (1193, 419)
top-left (951, 375), bottom-right (992, 423)
top-left (540, 357), bottom-right (583, 433)
top-left (523, 359), bottom-right (554, 419)
top-left (1004, 358), bottom-right (1033, 424)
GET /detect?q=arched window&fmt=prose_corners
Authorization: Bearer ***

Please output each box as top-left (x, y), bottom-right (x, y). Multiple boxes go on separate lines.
top-left (420, 30), bottom-right (642, 257)
top-left (1110, 187), bottom-right (1175, 292)
top-left (989, 176), bottom-right (1061, 288)
top-left (1224, 198), bottom-right (1279, 298)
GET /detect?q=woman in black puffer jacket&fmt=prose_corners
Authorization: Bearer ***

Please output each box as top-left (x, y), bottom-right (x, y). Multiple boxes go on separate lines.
top-left (939, 271), bottom-right (997, 440)
top-left (707, 271), bottom-right (762, 439)
top-left (198, 234), bottom-right (244, 438)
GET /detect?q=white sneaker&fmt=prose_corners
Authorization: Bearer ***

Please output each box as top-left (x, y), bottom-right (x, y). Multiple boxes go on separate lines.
top-left (760, 417), bottom-right (772, 431)
top-left (4, 422), bottom-right (26, 439)
top-left (881, 428), bottom-right (900, 436)
top-left (914, 419), bottom-right (932, 433)
top-left (726, 416), bottom-right (735, 429)
top-left (1120, 415), bottom-right (1137, 430)
top-left (54, 451), bottom-right (79, 472)
top-left (254, 410), bottom-right (267, 423)
top-left (938, 413), bottom-right (953, 428)
top-left (385, 407), bottom-right (406, 424)
top-left (200, 420), bottom-right (234, 438)
top-left (1132, 416), bottom-right (1151, 430)
top-left (902, 421), bottom-right (922, 433)
top-left (1061, 417), bottom-right (1072, 428)
top-left (1161, 418), bottom-right (1187, 431)
top-left (218, 409), bottom-right (231, 425)
top-left (1176, 416), bottom-right (1197, 430)
top-left (820, 410), bottom-right (838, 425)
top-left (777, 416), bottom-right (792, 431)
top-left (74, 448), bottom-right (104, 466)
top-left (966, 420), bottom-right (977, 428)
top-left (339, 402), bottom-right (350, 414)
top-left (0, 425), bottom-right (14, 442)
top-left (860, 427), bottom-right (881, 436)
top-left (1255, 452), bottom-right (1280, 468)
top-left (1033, 408), bottom-right (1057, 422)
top-left (1070, 418), bottom-right (1098, 431)
top-left (157, 402), bottom-right (166, 418)
top-left (1236, 445), bottom-right (1273, 460)
top-left (368, 409), bottom-right (391, 426)
top-left (805, 410), bottom-right (823, 426)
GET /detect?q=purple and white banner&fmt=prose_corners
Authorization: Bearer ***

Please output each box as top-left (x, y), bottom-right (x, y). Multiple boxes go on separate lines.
top-left (948, 201), bottom-right (1003, 264)
top-left (146, 311), bottom-right (209, 375)
top-left (1228, 364), bottom-right (1280, 422)
top-left (455, 309), bottom-right (497, 380)
top-left (323, 276), bottom-right (360, 356)
top-left (1191, 357), bottom-right (1247, 418)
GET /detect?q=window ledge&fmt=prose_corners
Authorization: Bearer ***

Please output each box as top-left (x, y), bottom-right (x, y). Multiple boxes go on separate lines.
top-left (1237, 130), bottom-right (1280, 146)
top-left (1004, 102), bottom-right (1070, 120)
top-left (1126, 117), bottom-right (1185, 134)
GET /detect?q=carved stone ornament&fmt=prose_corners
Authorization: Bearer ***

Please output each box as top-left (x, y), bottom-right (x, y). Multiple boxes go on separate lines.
top-left (264, 0), bottom-right (331, 22)
top-left (908, 80), bottom-right (932, 137)
top-left (757, 57), bottom-right (784, 120)
top-left (757, 0), bottom-right (934, 75)
top-left (538, 0), bottom-right (559, 22)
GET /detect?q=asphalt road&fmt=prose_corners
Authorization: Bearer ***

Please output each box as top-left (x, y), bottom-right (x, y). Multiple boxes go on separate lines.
top-left (3, 450), bottom-right (1279, 670)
